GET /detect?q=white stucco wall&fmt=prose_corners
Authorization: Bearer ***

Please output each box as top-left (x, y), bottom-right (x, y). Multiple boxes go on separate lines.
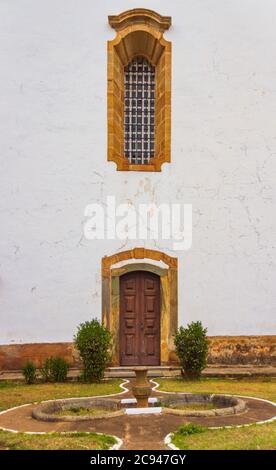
top-left (0, 0), bottom-right (275, 344)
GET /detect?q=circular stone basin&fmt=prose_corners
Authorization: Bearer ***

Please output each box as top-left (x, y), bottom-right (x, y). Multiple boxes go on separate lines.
top-left (32, 398), bottom-right (124, 422)
top-left (158, 394), bottom-right (247, 417)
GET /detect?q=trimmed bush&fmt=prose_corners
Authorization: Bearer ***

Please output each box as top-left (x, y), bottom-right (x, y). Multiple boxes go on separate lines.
top-left (174, 321), bottom-right (208, 379)
top-left (22, 361), bottom-right (36, 384)
top-left (74, 319), bottom-right (112, 383)
top-left (41, 357), bottom-right (69, 382)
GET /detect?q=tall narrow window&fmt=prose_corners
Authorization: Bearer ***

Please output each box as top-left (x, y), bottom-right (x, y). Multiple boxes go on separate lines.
top-left (108, 9), bottom-right (172, 171)
top-left (124, 57), bottom-right (155, 165)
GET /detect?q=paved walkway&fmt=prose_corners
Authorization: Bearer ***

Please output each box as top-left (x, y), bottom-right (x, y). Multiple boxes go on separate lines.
top-left (0, 383), bottom-right (275, 450)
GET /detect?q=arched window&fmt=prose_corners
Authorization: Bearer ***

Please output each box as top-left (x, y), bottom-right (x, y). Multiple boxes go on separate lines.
top-left (124, 56), bottom-right (155, 165)
top-left (108, 9), bottom-right (172, 172)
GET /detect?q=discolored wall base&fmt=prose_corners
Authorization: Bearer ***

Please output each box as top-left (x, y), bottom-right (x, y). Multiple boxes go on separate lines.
top-left (207, 335), bottom-right (276, 365)
top-left (0, 336), bottom-right (275, 371)
top-left (0, 342), bottom-right (80, 371)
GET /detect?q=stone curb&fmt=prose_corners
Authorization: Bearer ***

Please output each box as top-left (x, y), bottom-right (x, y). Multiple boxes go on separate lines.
top-left (32, 398), bottom-right (125, 422)
top-left (160, 394), bottom-right (246, 417)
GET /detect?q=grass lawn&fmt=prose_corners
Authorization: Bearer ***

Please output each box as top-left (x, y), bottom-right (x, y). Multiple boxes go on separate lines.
top-left (156, 377), bottom-right (276, 450)
top-left (171, 422), bottom-right (276, 450)
top-left (156, 377), bottom-right (276, 402)
top-left (0, 379), bottom-right (123, 412)
top-left (0, 379), bottom-right (123, 450)
top-left (0, 431), bottom-right (116, 450)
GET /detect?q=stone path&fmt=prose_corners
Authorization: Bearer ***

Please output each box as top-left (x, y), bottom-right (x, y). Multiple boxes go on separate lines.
top-left (0, 383), bottom-right (275, 450)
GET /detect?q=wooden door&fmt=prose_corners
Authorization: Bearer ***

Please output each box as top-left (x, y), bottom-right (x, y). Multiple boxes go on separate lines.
top-left (120, 271), bottom-right (160, 366)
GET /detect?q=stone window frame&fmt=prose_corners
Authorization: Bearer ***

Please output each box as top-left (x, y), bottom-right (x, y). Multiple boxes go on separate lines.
top-left (102, 248), bottom-right (178, 365)
top-left (107, 9), bottom-right (172, 172)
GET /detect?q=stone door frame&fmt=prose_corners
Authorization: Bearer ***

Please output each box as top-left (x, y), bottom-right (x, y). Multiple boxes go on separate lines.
top-left (102, 248), bottom-right (178, 365)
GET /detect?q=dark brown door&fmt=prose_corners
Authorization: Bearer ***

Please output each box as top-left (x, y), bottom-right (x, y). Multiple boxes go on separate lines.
top-left (120, 271), bottom-right (160, 366)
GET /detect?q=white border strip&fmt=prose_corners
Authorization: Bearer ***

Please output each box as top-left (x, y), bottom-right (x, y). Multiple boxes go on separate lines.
top-left (110, 435), bottom-right (123, 450)
top-left (121, 397), bottom-right (158, 405)
top-left (164, 432), bottom-right (179, 450)
top-left (125, 407), bottom-right (162, 415)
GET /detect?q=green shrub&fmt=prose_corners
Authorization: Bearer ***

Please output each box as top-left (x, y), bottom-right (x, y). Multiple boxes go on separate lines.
top-left (176, 423), bottom-right (207, 436)
top-left (40, 358), bottom-right (52, 382)
top-left (50, 357), bottom-right (69, 382)
top-left (41, 357), bottom-right (69, 382)
top-left (174, 321), bottom-right (208, 379)
top-left (22, 361), bottom-right (36, 384)
top-left (74, 319), bottom-right (112, 383)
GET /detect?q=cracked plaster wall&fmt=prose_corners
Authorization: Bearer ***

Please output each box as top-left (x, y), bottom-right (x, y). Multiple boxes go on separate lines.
top-left (0, 0), bottom-right (275, 344)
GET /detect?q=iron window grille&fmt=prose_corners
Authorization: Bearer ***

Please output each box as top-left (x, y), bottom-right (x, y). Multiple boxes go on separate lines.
top-left (124, 56), bottom-right (155, 165)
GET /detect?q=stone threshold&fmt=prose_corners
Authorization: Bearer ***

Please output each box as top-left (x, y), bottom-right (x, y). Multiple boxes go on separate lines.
top-left (106, 365), bottom-right (276, 378)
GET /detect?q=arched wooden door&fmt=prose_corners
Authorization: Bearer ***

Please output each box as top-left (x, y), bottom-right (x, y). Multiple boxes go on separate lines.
top-left (119, 271), bottom-right (160, 366)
